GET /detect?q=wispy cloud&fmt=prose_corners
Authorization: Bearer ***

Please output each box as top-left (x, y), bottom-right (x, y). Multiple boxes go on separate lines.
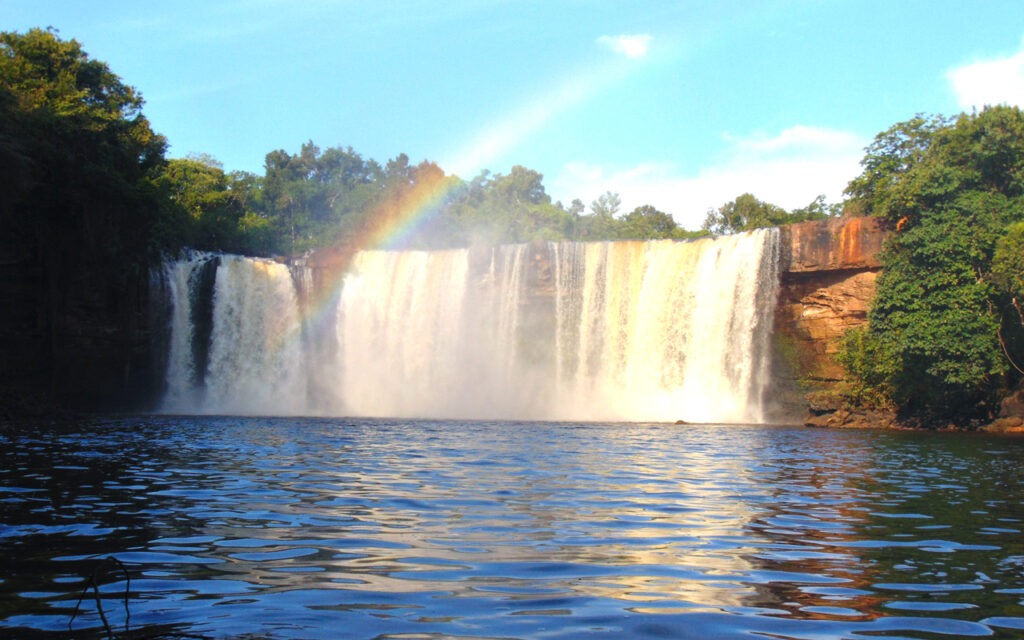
top-left (442, 33), bottom-right (658, 177)
top-left (724, 125), bottom-right (863, 157)
top-left (947, 40), bottom-right (1024, 110)
top-left (549, 125), bottom-right (867, 231)
top-left (442, 53), bottom-right (641, 179)
top-left (596, 34), bottom-right (652, 59)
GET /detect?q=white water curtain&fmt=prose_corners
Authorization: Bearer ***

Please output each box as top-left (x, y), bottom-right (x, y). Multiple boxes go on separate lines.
top-left (162, 230), bottom-right (779, 422)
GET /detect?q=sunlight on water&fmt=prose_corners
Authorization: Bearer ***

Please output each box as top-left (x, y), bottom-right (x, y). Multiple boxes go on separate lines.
top-left (1, 418), bottom-right (1022, 639)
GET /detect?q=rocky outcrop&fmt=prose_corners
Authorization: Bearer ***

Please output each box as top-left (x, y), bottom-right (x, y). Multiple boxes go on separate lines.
top-left (781, 215), bottom-right (885, 273)
top-left (771, 217), bottom-right (888, 417)
top-left (986, 386), bottom-right (1024, 432)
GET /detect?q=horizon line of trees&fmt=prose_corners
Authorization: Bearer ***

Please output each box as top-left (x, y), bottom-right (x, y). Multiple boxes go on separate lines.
top-left (0, 29), bottom-right (839, 261)
top-left (165, 142), bottom-right (842, 257)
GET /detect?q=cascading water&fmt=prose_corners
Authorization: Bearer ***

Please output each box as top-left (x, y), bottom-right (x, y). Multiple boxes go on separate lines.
top-left (551, 231), bottom-right (779, 422)
top-left (161, 229), bottom-right (780, 422)
top-left (161, 251), bottom-right (218, 412)
top-left (162, 254), bottom-right (309, 416)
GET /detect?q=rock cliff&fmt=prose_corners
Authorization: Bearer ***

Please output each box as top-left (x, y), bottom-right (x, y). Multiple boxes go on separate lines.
top-left (771, 217), bottom-right (888, 416)
top-left (0, 216), bottom-right (888, 417)
top-left (0, 243), bottom-right (162, 415)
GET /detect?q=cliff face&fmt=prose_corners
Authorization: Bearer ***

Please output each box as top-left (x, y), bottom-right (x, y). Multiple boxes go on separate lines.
top-left (0, 240), bottom-right (162, 416)
top-left (774, 216), bottom-right (887, 389)
top-left (0, 216), bottom-right (887, 417)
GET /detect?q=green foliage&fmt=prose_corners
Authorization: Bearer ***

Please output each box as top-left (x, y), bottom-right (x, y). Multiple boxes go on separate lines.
top-left (788, 195), bottom-right (843, 223)
top-left (0, 27), bottom-right (182, 405)
top-left (701, 193), bottom-right (837, 235)
top-left (839, 106), bottom-right (1024, 422)
top-left (571, 191), bottom-right (616, 240)
top-left (0, 29), bottom-right (713, 259)
top-left (992, 222), bottom-right (1024, 373)
top-left (619, 205), bottom-right (678, 239)
top-left (833, 327), bottom-right (896, 409)
top-left (0, 27), bottom-right (174, 273)
top-left (844, 113), bottom-right (952, 220)
top-left (993, 222), bottom-right (1024, 303)
top-left (442, 166), bottom-right (575, 245)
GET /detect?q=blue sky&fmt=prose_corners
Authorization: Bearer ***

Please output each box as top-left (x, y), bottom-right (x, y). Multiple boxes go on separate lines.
top-left (7, 0), bottom-right (1024, 229)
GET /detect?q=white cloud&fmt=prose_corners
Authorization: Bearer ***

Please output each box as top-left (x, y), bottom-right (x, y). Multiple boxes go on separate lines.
top-left (597, 34), bottom-right (652, 59)
top-left (724, 125), bottom-right (863, 157)
top-left (549, 125), bottom-right (867, 231)
top-left (947, 40), bottom-right (1024, 110)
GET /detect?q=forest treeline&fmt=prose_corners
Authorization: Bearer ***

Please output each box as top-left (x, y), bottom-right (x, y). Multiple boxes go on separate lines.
top-left (834, 110), bottom-right (1024, 425)
top-left (2, 28), bottom-right (1023, 424)
top-left (0, 28), bottom-right (834, 261)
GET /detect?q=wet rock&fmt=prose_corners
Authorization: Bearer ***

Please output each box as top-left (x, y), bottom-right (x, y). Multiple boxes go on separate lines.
top-left (999, 386), bottom-right (1024, 418)
top-left (984, 416), bottom-right (1024, 433)
top-left (774, 216), bottom-right (889, 392)
top-left (806, 390), bottom-right (843, 415)
top-left (804, 406), bottom-right (900, 430)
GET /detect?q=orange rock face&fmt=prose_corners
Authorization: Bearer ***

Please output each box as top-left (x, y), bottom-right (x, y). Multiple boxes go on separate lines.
top-left (775, 217), bottom-right (888, 383)
top-left (781, 216), bottom-right (885, 273)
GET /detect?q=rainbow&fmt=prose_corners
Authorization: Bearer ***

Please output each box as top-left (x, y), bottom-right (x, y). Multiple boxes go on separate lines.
top-left (355, 167), bottom-right (460, 251)
top-left (286, 166), bottom-right (467, 360)
top-left (290, 49), bottom-right (650, 333)
top-left (337, 44), bottom-right (644, 253)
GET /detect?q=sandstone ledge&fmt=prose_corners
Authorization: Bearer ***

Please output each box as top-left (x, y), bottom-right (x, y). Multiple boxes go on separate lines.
top-left (805, 409), bottom-right (1024, 433)
top-left (780, 216), bottom-right (885, 273)
top-left (805, 408), bottom-right (901, 430)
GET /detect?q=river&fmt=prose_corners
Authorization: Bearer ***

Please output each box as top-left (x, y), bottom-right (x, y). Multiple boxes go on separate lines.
top-left (2, 417), bottom-right (1023, 639)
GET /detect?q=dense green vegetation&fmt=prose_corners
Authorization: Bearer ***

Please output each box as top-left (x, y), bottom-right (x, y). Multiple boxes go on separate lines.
top-left (837, 107), bottom-right (1024, 425)
top-left (0, 28), bottom-right (174, 273)
top-left (701, 193), bottom-right (840, 234)
top-left (2, 29), bottom-right (830, 261)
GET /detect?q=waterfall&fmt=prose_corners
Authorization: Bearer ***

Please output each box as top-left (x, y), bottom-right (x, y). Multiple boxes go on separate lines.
top-left (161, 230), bottom-right (780, 422)
top-left (335, 249), bottom-right (471, 418)
top-left (552, 230), bottom-right (779, 422)
top-left (161, 251), bottom-right (218, 413)
top-left (162, 254), bottom-right (309, 416)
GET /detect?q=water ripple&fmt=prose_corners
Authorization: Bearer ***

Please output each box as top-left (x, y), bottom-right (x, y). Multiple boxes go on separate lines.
top-left (1, 417), bottom-right (1023, 638)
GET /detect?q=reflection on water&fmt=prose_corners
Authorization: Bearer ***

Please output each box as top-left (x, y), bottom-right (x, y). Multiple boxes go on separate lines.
top-left (1, 417), bottom-right (1022, 639)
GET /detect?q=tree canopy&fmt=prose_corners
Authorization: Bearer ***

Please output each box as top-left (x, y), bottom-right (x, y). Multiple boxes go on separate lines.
top-left (701, 193), bottom-right (839, 235)
top-left (2, 28), bottom-right (845, 261)
top-left (840, 106), bottom-right (1024, 423)
top-left (0, 28), bottom-right (182, 405)
top-left (0, 28), bottom-right (173, 268)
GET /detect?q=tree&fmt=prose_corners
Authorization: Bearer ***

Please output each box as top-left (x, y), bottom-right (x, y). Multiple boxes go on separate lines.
top-left (439, 166), bottom-right (575, 245)
top-left (992, 222), bottom-right (1024, 370)
top-left (590, 191), bottom-right (621, 219)
top-left (0, 28), bottom-right (174, 406)
top-left (994, 222), bottom-right (1024, 312)
top-left (702, 193), bottom-right (787, 234)
top-left (619, 205), bottom-right (678, 239)
top-left (789, 195), bottom-right (842, 223)
top-left (0, 28), bottom-right (171, 261)
top-left (156, 156), bottom-right (276, 254)
top-left (574, 191), bottom-right (621, 240)
top-left (840, 107), bottom-right (1024, 422)
top-left (844, 113), bottom-right (952, 220)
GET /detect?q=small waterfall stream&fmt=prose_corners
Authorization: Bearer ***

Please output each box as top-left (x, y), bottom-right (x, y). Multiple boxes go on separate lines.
top-left (161, 230), bottom-right (780, 422)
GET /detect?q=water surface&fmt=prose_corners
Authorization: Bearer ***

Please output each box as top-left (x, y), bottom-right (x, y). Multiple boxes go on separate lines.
top-left (2, 417), bottom-right (1023, 638)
